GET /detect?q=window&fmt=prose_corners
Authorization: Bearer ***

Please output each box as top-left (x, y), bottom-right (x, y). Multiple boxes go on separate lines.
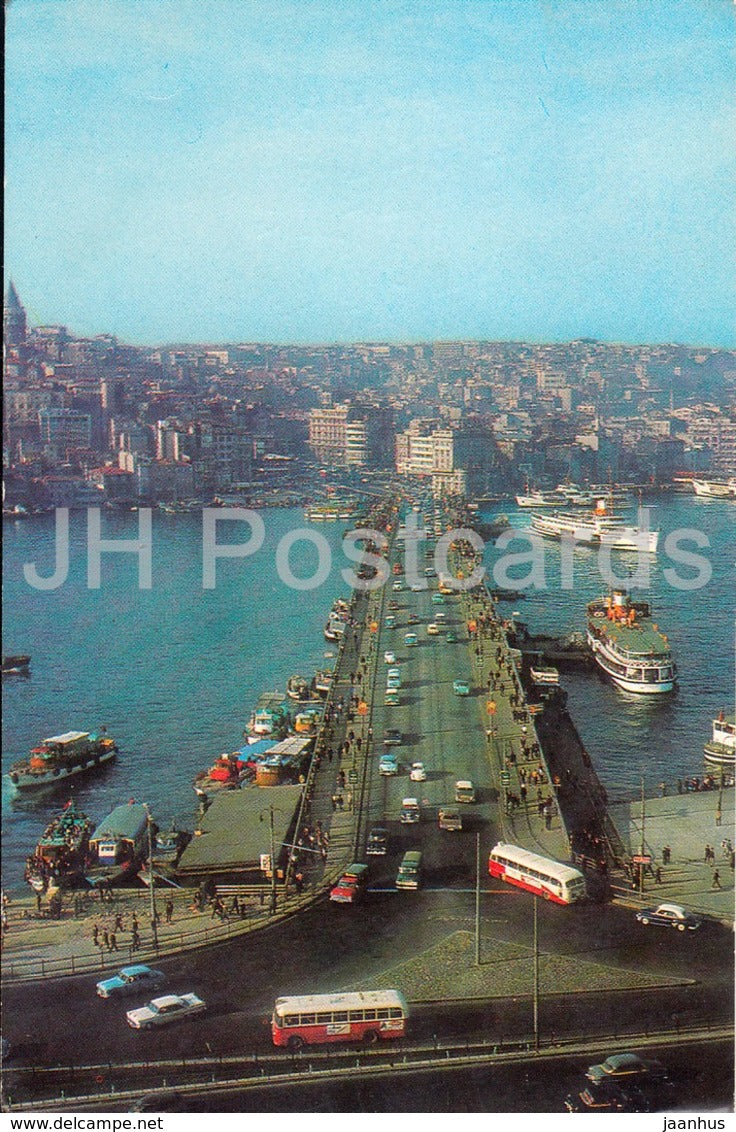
top-left (300, 1013), bottom-right (316, 1025)
top-left (333, 1011), bottom-right (348, 1022)
top-left (364, 1009), bottom-right (377, 1021)
top-left (348, 1010), bottom-right (364, 1022)
top-left (389, 1007), bottom-right (403, 1019)
top-left (377, 1008), bottom-right (390, 1019)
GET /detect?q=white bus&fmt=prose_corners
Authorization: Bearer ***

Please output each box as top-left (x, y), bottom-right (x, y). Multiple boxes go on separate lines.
top-left (271, 989), bottom-right (408, 1049)
top-left (488, 843), bottom-right (586, 904)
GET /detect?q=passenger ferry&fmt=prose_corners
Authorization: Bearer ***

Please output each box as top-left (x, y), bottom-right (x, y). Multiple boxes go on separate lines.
top-left (8, 729), bottom-right (117, 792)
top-left (531, 499), bottom-right (659, 554)
top-left (24, 801), bottom-right (93, 893)
top-left (691, 478), bottom-right (733, 498)
top-left (586, 590), bottom-right (676, 694)
top-left (85, 802), bottom-right (150, 887)
top-left (704, 713), bottom-right (735, 767)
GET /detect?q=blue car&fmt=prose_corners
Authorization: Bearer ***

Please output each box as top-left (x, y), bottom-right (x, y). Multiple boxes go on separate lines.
top-left (379, 752), bottom-right (399, 775)
top-left (96, 965), bottom-right (166, 999)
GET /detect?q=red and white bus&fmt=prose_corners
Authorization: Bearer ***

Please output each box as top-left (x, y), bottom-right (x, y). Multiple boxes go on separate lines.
top-left (271, 989), bottom-right (408, 1049)
top-left (488, 843), bottom-right (586, 904)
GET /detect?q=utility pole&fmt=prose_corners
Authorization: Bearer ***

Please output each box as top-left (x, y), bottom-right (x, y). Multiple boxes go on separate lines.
top-left (533, 895), bottom-right (539, 1050)
top-left (269, 805), bottom-right (277, 915)
top-left (475, 832), bottom-right (481, 965)
top-left (144, 804), bottom-right (158, 950)
top-left (639, 778), bottom-right (645, 899)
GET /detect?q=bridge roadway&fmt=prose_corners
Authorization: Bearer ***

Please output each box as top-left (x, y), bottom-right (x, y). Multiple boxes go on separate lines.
top-left (2, 508), bottom-right (734, 1110)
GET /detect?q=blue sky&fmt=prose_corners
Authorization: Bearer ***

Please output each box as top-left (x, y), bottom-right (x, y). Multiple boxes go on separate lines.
top-left (5, 0), bottom-right (735, 345)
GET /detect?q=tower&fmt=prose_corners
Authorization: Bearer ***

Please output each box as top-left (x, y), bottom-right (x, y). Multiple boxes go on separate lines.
top-left (4, 280), bottom-right (27, 348)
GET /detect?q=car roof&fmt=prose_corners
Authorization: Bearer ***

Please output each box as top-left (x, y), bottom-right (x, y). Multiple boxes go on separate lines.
top-left (120, 965), bottom-right (153, 976)
top-left (655, 903), bottom-right (687, 916)
top-left (603, 1053), bottom-right (647, 1069)
top-left (402, 797), bottom-right (419, 805)
top-left (150, 995), bottom-right (185, 1008)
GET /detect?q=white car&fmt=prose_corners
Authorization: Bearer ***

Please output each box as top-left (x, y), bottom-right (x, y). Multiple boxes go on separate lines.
top-left (384, 651), bottom-right (397, 664)
top-left (126, 993), bottom-right (206, 1030)
top-left (410, 582), bottom-right (424, 592)
top-left (410, 761), bottom-right (427, 782)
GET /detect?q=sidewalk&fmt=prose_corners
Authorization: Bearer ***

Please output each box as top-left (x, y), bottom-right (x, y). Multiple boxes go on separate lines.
top-left (609, 789), bottom-right (735, 923)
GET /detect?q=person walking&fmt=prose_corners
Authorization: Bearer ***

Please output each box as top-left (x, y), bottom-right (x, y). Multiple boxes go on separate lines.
top-left (712, 870), bottom-right (722, 889)
top-left (109, 931), bottom-right (118, 952)
top-left (655, 867), bottom-right (662, 884)
top-left (165, 897), bottom-right (174, 923)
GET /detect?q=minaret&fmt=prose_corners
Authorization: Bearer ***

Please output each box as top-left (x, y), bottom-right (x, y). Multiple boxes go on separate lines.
top-left (4, 280), bottom-right (27, 348)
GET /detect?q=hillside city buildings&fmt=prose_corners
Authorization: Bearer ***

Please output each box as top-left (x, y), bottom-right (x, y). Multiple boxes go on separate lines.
top-left (3, 280), bottom-right (735, 508)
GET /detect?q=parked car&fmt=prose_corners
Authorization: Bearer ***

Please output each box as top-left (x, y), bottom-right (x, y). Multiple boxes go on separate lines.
top-left (445, 631), bottom-right (457, 643)
top-left (635, 903), bottom-right (702, 931)
top-left (384, 691), bottom-right (400, 706)
top-left (431, 594), bottom-right (445, 605)
top-left (453, 679), bottom-right (470, 696)
top-left (586, 1052), bottom-right (669, 1086)
top-left (407, 614), bottom-right (421, 625)
top-left (384, 651), bottom-right (397, 664)
top-left (384, 728), bottom-right (402, 746)
top-left (126, 993), bottom-right (206, 1030)
top-left (427, 623), bottom-right (440, 635)
top-left (379, 751), bottom-right (399, 775)
top-left (410, 582), bottom-right (424, 592)
top-left (409, 761), bottom-right (427, 782)
top-left (392, 581), bottom-right (403, 591)
top-left (366, 827), bottom-right (389, 856)
top-left (96, 965), bottom-right (166, 1000)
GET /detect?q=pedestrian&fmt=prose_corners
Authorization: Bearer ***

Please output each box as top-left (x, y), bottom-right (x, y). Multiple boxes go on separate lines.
top-left (102, 928), bottom-right (110, 950)
top-left (165, 898), bottom-right (174, 923)
top-left (677, 778), bottom-right (683, 795)
top-left (662, 846), bottom-right (671, 865)
top-left (131, 911), bottom-right (139, 933)
top-left (131, 927), bottom-right (141, 950)
top-left (712, 870), bottom-right (722, 889)
top-left (109, 931), bottom-right (118, 951)
top-left (704, 845), bottom-right (711, 864)
top-left (92, 923), bottom-right (99, 947)
top-left (655, 867), bottom-right (662, 884)
top-left (715, 809), bottom-right (722, 827)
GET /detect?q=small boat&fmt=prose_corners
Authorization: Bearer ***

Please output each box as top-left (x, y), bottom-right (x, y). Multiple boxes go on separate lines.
top-left (586, 590), bottom-right (676, 695)
top-left (515, 490), bottom-right (566, 508)
top-left (24, 801), bottom-right (93, 894)
top-left (243, 692), bottom-right (292, 740)
top-left (704, 713), bottom-right (735, 767)
top-left (139, 823), bottom-right (191, 882)
top-left (2, 654), bottom-right (31, 675)
top-left (193, 752), bottom-right (246, 798)
top-left (530, 664), bottom-right (560, 686)
top-left (286, 674), bottom-right (311, 701)
top-left (85, 803), bottom-right (150, 887)
top-left (8, 729), bottom-right (117, 792)
top-left (312, 669), bottom-right (334, 696)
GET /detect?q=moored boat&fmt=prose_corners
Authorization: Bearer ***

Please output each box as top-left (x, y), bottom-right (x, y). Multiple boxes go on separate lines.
top-left (8, 729), bottom-right (117, 792)
top-left (85, 803), bottom-right (150, 887)
top-left (2, 654), bottom-right (31, 675)
top-left (691, 478), bottom-right (733, 498)
top-left (24, 801), bottom-right (93, 893)
top-left (529, 664), bottom-right (560, 686)
top-left (312, 669), bottom-right (334, 696)
top-left (286, 674), bottom-right (311, 701)
top-left (704, 713), bottom-right (735, 767)
top-left (586, 590), bottom-right (676, 695)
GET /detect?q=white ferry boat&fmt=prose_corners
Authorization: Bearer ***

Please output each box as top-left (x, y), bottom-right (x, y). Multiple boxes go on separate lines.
top-left (586, 590), bottom-right (676, 694)
top-left (691, 478), bottom-right (734, 498)
top-left (703, 714), bottom-right (735, 767)
top-left (515, 490), bottom-right (565, 508)
top-left (531, 499), bottom-right (659, 554)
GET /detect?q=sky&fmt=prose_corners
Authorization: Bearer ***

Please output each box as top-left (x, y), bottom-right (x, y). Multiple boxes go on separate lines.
top-left (4, 0), bottom-right (735, 346)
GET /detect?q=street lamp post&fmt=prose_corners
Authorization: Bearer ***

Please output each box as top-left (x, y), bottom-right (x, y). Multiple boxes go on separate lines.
top-left (533, 895), bottom-right (539, 1050)
top-left (260, 806), bottom-right (279, 915)
top-left (143, 803), bottom-right (158, 950)
top-left (475, 832), bottom-right (481, 966)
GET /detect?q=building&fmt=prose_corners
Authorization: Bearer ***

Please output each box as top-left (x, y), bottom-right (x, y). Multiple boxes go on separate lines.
top-left (308, 403), bottom-right (351, 464)
top-left (38, 407), bottom-right (93, 457)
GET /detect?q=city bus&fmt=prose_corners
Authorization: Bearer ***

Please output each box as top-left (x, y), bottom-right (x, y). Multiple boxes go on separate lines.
top-left (271, 989), bottom-right (408, 1049)
top-left (488, 843), bottom-right (586, 904)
